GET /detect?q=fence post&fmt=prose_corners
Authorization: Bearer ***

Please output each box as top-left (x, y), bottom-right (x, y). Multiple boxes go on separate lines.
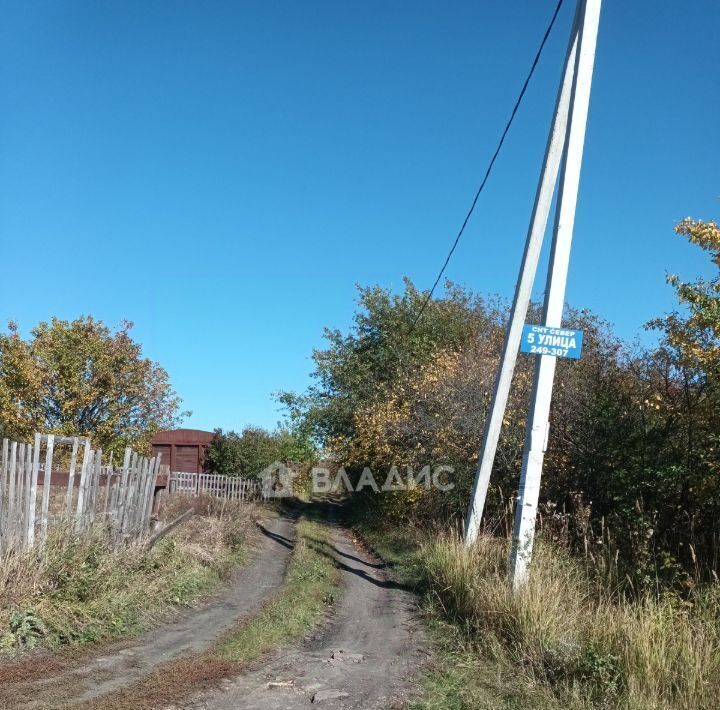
top-left (142, 455), bottom-right (161, 531)
top-left (120, 453), bottom-right (140, 541)
top-left (0, 439), bottom-right (7, 523)
top-left (26, 434), bottom-right (41, 548)
top-left (88, 449), bottom-right (102, 527)
top-left (21, 442), bottom-right (32, 549)
top-left (17, 443), bottom-right (26, 538)
top-left (75, 441), bottom-right (93, 530)
top-left (8, 441), bottom-right (17, 544)
top-left (0, 439), bottom-right (7, 549)
top-left (114, 448), bottom-right (132, 543)
top-left (131, 457), bottom-right (148, 534)
top-left (103, 456), bottom-right (114, 517)
top-left (64, 437), bottom-right (80, 518)
top-left (39, 435), bottom-right (55, 544)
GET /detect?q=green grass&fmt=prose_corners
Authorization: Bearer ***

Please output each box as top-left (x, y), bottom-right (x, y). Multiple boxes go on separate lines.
top-left (215, 518), bottom-right (340, 662)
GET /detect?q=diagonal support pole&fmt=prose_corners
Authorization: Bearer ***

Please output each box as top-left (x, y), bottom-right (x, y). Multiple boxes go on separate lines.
top-left (465, 0), bottom-right (585, 545)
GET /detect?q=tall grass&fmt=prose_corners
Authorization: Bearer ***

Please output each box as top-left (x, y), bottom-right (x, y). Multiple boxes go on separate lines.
top-left (421, 532), bottom-right (720, 709)
top-left (0, 496), bottom-right (259, 654)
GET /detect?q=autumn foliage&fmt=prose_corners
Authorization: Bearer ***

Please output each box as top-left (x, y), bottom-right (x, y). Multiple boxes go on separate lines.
top-left (286, 217), bottom-right (720, 588)
top-left (0, 316), bottom-right (185, 455)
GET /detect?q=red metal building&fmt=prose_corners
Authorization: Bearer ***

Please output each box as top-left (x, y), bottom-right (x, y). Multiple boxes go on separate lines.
top-left (151, 429), bottom-right (214, 473)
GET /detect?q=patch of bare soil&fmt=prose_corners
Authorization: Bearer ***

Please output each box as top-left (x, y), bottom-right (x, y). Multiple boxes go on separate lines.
top-left (0, 513), bottom-right (296, 710)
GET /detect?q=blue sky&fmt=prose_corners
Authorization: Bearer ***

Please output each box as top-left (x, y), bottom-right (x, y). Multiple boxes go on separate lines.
top-left (1, 1), bottom-right (718, 431)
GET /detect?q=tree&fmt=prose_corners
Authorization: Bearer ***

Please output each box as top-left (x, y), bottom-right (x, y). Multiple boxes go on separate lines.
top-left (278, 278), bottom-right (502, 445)
top-left (648, 218), bottom-right (720, 487)
top-left (641, 217), bottom-right (720, 576)
top-left (0, 316), bottom-right (186, 454)
top-left (206, 426), bottom-right (316, 478)
top-left (653, 218), bottom-right (720, 377)
top-left (278, 217), bottom-right (720, 584)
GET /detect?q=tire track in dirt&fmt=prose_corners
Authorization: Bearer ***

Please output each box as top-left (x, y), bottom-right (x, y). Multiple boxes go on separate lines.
top-left (0, 513), bottom-right (296, 710)
top-left (181, 524), bottom-right (426, 709)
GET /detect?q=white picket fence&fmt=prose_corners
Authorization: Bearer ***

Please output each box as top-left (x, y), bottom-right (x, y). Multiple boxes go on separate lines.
top-left (0, 433), bottom-right (161, 554)
top-left (168, 472), bottom-right (268, 502)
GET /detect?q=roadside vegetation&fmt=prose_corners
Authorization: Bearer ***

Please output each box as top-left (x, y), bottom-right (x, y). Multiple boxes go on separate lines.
top-left (421, 532), bottom-right (720, 710)
top-left (287, 216), bottom-right (720, 708)
top-left (0, 495), bottom-right (259, 656)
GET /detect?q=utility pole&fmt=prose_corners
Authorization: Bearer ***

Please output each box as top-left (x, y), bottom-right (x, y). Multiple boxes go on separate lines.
top-left (464, 0), bottom-right (602, 588)
top-left (510, 0), bottom-right (601, 588)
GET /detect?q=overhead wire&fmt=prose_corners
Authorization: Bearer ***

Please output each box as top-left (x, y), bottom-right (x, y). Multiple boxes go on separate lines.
top-left (408, 0), bottom-right (566, 331)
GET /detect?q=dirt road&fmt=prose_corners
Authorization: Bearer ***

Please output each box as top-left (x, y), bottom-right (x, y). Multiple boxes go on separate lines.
top-left (182, 525), bottom-right (425, 709)
top-left (0, 505), bottom-right (426, 709)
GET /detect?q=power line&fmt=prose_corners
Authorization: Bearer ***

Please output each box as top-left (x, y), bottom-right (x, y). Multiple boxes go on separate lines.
top-left (409, 0), bottom-right (566, 331)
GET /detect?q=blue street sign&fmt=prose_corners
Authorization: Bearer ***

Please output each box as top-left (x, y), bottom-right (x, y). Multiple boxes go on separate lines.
top-left (520, 324), bottom-right (583, 359)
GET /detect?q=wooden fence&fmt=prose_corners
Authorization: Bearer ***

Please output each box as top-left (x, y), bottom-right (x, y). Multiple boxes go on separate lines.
top-left (168, 472), bottom-right (268, 502)
top-left (0, 433), bottom-right (161, 554)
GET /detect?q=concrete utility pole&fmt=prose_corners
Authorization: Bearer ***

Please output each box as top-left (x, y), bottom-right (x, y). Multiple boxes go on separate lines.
top-left (510, 0), bottom-right (601, 588)
top-left (464, 0), bottom-right (602, 587)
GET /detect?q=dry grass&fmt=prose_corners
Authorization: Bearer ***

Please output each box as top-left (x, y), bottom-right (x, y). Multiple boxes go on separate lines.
top-left (0, 495), bottom-right (260, 655)
top-left (421, 532), bottom-right (720, 710)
